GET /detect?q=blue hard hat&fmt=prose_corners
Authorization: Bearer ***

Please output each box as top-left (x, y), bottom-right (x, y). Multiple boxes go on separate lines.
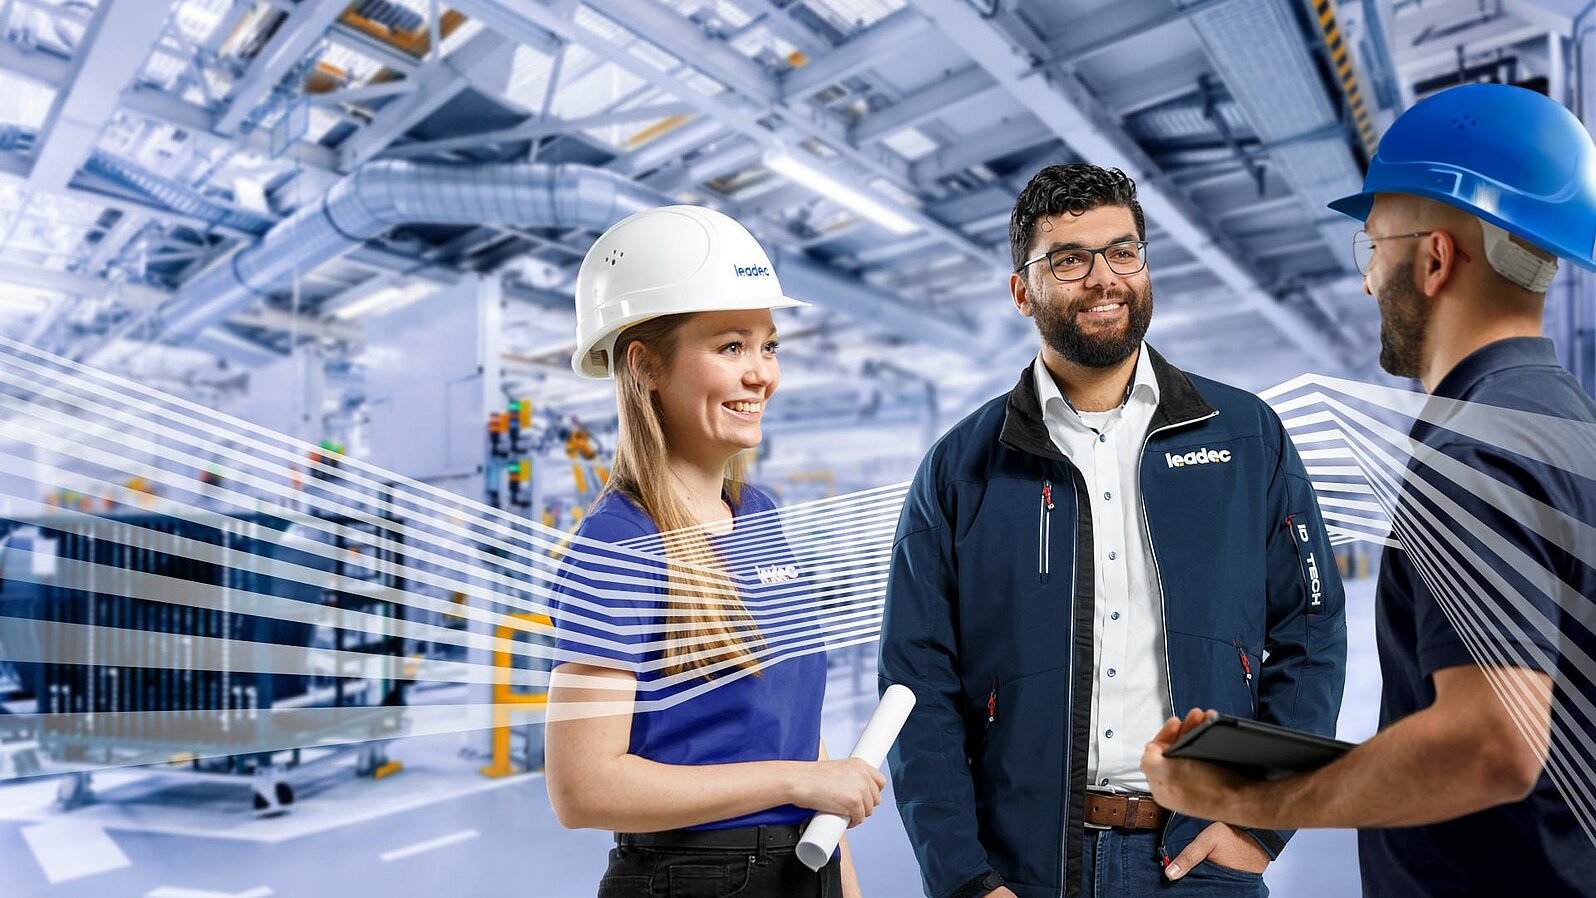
top-left (1328, 83), bottom-right (1596, 271)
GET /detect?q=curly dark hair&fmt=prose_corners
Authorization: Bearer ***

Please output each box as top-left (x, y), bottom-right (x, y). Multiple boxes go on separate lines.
top-left (1009, 164), bottom-right (1146, 272)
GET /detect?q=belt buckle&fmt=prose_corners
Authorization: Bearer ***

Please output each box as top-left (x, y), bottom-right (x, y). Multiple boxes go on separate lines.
top-left (1083, 786), bottom-right (1114, 830)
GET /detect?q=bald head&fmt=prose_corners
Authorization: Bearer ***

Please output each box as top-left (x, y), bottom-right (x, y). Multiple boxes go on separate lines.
top-left (1370, 194), bottom-right (1477, 253)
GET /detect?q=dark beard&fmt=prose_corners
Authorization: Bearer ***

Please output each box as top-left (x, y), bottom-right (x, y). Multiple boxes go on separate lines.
top-left (1375, 259), bottom-right (1429, 379)
top-left (1033, 281), bottom-right (1154, 369)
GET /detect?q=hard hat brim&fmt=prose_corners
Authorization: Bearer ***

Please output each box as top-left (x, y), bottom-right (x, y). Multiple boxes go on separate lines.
top-left (1329, 188), bottom-right (1596, 273)
top-left (1326, 191), bottom-right (1374, 224)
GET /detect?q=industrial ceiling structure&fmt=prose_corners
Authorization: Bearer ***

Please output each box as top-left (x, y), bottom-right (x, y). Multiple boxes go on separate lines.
top-left (0, 0), bottom-right (1586, 465)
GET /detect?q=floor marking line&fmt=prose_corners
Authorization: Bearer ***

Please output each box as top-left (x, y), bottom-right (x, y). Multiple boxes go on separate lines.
top-left (379, 828), bottom-right (479, 862)
top-left (145, 887), bottom-right (274, 898)
top-left (21, 821), bottom-right (132, 884)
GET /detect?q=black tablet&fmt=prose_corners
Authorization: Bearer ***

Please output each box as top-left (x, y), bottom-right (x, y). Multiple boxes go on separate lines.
top-left (1163, 713), bottom-right (1355, 780)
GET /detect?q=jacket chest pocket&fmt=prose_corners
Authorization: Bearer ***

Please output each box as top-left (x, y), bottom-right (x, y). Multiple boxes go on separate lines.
top-left (955, 474), bottom-right (1075, 675)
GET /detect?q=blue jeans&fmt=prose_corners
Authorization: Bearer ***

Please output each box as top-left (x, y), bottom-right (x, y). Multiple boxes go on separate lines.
top-left (1081, 829), bottom-right (1269, 898)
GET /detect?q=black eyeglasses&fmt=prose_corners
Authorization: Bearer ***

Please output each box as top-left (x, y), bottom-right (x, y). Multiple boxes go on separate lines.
top-left (1016, 241), bottom-right (1149, 282)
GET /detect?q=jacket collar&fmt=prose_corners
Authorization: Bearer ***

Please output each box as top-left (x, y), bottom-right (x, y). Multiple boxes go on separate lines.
top-left (999, 343), bottom-right (1216, 460)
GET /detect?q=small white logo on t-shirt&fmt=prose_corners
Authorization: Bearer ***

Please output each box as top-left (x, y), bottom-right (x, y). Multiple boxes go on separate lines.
top-left (756, 563), bottom-right (800, 585)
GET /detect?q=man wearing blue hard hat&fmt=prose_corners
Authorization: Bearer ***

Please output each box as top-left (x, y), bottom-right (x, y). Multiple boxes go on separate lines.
top-left (1141, 82), bottom-right (1596, 896)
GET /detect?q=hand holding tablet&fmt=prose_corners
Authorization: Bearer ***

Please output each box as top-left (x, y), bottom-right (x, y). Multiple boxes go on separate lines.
top-left (1163, 711), bottom-right (1355, 780)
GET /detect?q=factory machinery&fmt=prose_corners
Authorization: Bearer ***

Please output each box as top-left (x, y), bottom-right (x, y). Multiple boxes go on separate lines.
top-left (486, 397), bottom-right (611, 529)
top-left (0, 505), bottom-right (410, 814)
top-left (477, 397), bottom-right (609, 775)
top-left (0, 277), bottom-right (872, 800)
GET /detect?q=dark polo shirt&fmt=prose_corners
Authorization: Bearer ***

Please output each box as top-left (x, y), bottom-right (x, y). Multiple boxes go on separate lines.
top-left (1360, 337), bottom-right (1596, 896)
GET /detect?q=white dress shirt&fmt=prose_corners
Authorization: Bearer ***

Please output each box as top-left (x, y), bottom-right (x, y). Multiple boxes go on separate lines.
top-left (1032, 347), bottom-right (1171, 793)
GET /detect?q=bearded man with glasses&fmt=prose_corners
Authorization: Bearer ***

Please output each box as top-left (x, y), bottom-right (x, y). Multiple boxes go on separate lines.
top-left (878, 162), bottom-right (1347, 898)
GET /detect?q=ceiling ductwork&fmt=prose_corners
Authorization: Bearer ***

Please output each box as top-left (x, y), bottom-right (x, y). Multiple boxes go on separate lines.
top-left (153, 160), bottom-right (978, 354)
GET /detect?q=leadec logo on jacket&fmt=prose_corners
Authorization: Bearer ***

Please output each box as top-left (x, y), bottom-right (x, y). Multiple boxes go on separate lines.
top-left (1164, 447), bottom-right (1232, 468)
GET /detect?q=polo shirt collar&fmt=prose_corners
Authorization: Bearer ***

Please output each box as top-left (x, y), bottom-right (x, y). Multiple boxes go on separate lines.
top-left (1433, 337), bottom-right (1559, 400)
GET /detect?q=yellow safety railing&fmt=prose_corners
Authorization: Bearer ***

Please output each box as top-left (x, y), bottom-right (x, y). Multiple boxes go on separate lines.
top-left (479, 612), bottom-right (552, 778)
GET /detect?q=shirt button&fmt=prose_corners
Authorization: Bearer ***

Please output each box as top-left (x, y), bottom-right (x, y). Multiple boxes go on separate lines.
top-left (1105, 729), bottom-right (1114, 739)
top-left (1108, 551), bottom-right (1117, 560)
top-left (1099, 434), bottom-right (1107, 443)
top-left (1103, 491), bottom-right (1111, 500)
top-left (1107, 668), bottom-right (1116, 677)
top-left (1099, 777), bottom-right (1109, 786)
top-left (1110, 611), bottom-right (1120, 620)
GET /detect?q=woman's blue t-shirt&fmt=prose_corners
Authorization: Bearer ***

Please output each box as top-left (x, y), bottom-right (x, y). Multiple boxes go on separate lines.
top-left (548, 485), bottom-right (826, 830)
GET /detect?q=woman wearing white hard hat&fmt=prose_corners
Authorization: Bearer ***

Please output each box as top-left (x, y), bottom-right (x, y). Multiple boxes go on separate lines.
top-left (545, 205), bottom-right (879, 897)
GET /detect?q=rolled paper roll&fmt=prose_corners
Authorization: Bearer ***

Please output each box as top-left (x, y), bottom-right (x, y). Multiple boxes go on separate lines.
top-left (795, 684), bottom-right (917, 871)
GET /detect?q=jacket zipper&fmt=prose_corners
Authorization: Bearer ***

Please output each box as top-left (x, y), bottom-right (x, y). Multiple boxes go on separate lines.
top-left (1138, 410), bottom-right (1220, 861)
top-left (1233, 638), bottom-right (1256, 715)
top-left (1058, 471), bottom-right (1076, 894)
top-left (1285, 513), bottom-right (1324, 611)
top-left (983, 678), bottom-right (998, 748)
top-left (1039, 480), bottom-right (1054, 582)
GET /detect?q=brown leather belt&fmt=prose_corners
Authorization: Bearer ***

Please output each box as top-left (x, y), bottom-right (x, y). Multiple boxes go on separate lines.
top-left (1083, 792), bottom-right (1170, 830)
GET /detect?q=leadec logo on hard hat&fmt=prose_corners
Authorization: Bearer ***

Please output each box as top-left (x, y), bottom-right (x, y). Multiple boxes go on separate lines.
top-left (733, 264), bottom-right (773, 277)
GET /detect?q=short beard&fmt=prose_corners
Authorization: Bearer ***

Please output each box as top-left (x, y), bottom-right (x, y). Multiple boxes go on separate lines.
top-left (1374, 258), bottom-right (1429, 379)
top-left (1032, 279), bottom-right (1154, 369)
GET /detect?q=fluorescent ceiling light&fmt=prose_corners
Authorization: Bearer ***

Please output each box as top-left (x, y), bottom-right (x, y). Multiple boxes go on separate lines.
top-left (0, 282), bottom-right (63, 313)
top-left (0, 71), bottom-right (56, 129)
top-left (331, 282), bottom-right (434, 320)
top-left (880, 126), bottom-right (938, 161)
top-left (232, 176), bottom-right (269, 213)
top-left (763, 149), bottom-right (920, 236)
top-left (173, 0), bottom-right (228, 45)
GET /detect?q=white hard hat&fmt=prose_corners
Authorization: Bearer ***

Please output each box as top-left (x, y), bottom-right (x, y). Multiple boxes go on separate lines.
top-left (571, 205), bottom-right (809, 379)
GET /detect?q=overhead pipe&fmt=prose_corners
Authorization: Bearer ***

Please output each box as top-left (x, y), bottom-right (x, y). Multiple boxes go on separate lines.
top-left (1, 133), bottom-right (984, 354)
top-left (190, 328), bottom-right (288, 368)
top-left (155, 160), bottom-right (978, 352)
top-left (157, 162), bottom-right (657, 342)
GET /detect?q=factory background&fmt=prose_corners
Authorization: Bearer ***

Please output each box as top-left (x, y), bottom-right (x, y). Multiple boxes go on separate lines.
top-left (0, 0), bottom-right (1590, 895)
